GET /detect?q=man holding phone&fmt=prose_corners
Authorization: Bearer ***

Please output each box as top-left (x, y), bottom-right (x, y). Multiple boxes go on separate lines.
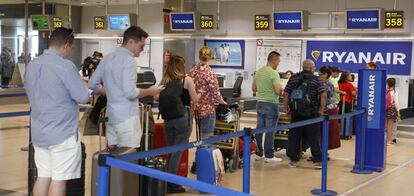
top-left (88, 26), bottom-right (163, 150)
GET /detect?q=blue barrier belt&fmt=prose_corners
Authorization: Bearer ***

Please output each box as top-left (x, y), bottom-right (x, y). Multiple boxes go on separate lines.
top-left (328, 109), bottom-right (365, 120)
top-left (0, 108), bottom-right (87, 118)
top-left (118, 116), bottom-right (326, 162)
top-left (0, 84), bottom-right (24, 88)
top-left (117, 130), bottom-right (245, 161)
top-left (254, 116), bottom-right (325, 133)
top-left (106, 156), bottom-right (250, 196)
top-left (0, 93), bottom-right (26, 98)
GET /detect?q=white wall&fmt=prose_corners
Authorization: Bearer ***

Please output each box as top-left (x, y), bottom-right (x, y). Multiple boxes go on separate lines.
top-left (77, 0), bottom-right (414, 108)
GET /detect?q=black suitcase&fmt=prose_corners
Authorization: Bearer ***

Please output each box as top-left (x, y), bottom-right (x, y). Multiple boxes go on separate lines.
top-left (139, 157), bottom-right (167, 196)
top-left (28, 142), bottom-right (87, 196)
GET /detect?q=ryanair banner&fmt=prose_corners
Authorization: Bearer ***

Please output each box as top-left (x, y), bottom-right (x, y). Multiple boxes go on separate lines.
top-left (306, 41), bottom-right (412, 75)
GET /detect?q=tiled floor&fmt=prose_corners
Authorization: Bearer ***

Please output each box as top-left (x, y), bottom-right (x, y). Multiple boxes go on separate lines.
top-left (1, 92), bottom-right (414, 196)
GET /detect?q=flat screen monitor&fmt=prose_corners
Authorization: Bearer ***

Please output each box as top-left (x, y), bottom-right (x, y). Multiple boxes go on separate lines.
top-left (31, 15), bottom-right (51, 31)
top-left (346, 9), bottom-right (382, 30)
top-left (273, 11), bottom-right (304, 31)
top-left (109, 15), bottom-right (130, 30)
top-left (170, 12), bottom-right (196, 31)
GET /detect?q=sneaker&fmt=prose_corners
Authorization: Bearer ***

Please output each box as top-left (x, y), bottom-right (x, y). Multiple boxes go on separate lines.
top-left (253, 154), bottom-right (264, 161)
top-left (289, 161), bottom-right (298, 168)
top-left (392, 139), bottom-right (397, 144)
top-left (314, 162), bottom-right (322, 169)
top-left (265, 157), bottom-right (282, 163)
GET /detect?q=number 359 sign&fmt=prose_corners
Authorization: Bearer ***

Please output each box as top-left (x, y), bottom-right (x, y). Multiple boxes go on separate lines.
top-left (255, 15), bottom-right (270, 31)
top-left (385, 11), bottom-right (403, 29)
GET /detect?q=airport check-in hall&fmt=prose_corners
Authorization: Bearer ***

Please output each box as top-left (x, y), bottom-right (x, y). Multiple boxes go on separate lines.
top-left (1, 0), bottom-right (414, 195)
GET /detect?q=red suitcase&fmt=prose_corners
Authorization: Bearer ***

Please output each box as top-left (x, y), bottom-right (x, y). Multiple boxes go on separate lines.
top-left (153, 123), bottom-right (189, 177)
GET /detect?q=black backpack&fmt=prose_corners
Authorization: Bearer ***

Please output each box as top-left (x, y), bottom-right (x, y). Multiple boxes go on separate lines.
top-left (289, 73), bottom-right (318, 118)
top-left (158, 79), bottom-right (185, 120)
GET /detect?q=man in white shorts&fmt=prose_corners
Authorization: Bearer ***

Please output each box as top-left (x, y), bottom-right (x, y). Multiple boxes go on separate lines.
top-left (88, 26), bottom-right (162, 150)
top-left (25, 27), bottom-right (90, 196)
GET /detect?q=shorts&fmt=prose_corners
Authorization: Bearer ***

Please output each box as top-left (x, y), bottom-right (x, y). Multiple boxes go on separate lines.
top-left (107, 115), bottom-right (142, 148)
top-left (33, 133), bottom-right (81, 180)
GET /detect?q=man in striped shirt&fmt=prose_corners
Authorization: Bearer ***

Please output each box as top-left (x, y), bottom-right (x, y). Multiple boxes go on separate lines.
top-left (283, 59), bottom-right (327, 169)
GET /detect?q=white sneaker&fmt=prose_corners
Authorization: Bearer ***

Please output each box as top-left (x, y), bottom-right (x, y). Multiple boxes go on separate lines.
top-left (253, 154), bottom-right (264, 161)
top-left (265, 157), bottom-right (283, 163)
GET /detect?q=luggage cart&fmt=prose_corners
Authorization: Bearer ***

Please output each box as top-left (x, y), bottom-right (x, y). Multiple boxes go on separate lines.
top-left (212, 104), bottom-right (244, 173)
top-left (274, 113), bottom-right (290, 151)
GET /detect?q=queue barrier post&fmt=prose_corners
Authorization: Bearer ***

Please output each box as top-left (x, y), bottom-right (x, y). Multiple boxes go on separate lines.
top-left (97, 153), bottom-right (110, 196)
top-left (242, 127), bottom-right (252, 194)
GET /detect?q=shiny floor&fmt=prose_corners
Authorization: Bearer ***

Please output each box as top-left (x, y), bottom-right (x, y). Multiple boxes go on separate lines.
top-left (1, 91), bottom-right (414, 196)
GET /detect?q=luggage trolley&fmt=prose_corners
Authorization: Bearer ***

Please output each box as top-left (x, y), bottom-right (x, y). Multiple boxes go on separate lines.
top-left (211, 104), bottom-right (245, 173)
top-left (274, 112), bottom-right (290, 151)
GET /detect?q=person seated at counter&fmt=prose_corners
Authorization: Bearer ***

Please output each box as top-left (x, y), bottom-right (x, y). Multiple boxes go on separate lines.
top-left (366, 61), bottom-right (379, 69)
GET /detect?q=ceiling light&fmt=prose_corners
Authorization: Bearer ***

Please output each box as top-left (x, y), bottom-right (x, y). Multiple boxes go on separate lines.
top-left (80, 2), bottom-right (87, 5)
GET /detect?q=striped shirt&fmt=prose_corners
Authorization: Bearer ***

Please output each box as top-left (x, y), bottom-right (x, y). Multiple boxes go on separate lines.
top-left (284, 71), bottom-right (325, 106)
top-left (253, 65), bottom-right (281, 104)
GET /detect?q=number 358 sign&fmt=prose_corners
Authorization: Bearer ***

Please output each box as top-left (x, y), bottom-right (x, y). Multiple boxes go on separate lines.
top-left (385, 11), bottom-right (403, 29)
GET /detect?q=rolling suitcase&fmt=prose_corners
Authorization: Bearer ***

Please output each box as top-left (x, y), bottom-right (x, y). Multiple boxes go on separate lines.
top-left (195, 146), bottom-right (225, 185)
top-left (194, 110), bottom-right (225, 186)
top-left (339, 96), bottom-right (353, 139)
top-left (91, 104), bottom-right (166, 196)
top-left (28, 141), bottom-right (86, 196)
top-left (91, 107), bottom-right (140, 196)
top-left (153, 122), bottom-right (189, 177)
top-left (139, 104), bottom-right (167, 196)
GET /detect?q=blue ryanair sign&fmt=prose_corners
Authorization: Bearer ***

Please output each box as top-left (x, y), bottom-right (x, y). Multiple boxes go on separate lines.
top-left (170, 13), bottom-right (195, 31)
top-left (360, 70), bottom-right (385, 129)
top-left (347, 10), bottom-right (380, 29)
top-left (306, 40), bottom-right (412, 75)
top-left (273, 12), bottom-right (302, 30)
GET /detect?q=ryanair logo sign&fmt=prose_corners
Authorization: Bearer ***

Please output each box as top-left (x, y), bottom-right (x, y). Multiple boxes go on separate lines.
top-left (172, 19), bottom-right (194, 24)
top-left (306, 41), bottom-right (412, 75)
top-left (276, 19), bottom-right (300, 24)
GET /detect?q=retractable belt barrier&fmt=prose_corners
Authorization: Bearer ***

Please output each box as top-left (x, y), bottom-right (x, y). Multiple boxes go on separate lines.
top-left (97, 109), bottom-right (367, 196)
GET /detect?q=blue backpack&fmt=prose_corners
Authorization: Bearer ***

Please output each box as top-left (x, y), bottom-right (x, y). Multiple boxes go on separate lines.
top-left (289, 73), bottom-right (318, 118)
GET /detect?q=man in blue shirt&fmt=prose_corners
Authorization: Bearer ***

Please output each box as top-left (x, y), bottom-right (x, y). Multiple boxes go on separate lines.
top-left (25, 27), bottom-right (90, 196)
top-left (88, 26), bottom-right (162, 150)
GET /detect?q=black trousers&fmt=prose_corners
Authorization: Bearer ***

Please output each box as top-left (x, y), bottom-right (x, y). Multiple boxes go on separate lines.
top-left (287, 115), bottom-right (322, 162)
top-left (89, 95), bottom-right (107, 124)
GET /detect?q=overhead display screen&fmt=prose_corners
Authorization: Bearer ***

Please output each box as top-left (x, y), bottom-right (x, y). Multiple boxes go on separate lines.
top-left (170, 12), bottom-right (195, 31)
top-left (347, 9), bottom-right (381, 30)
top-left (384, 11), bottom-right (403, 29)
top-left (273, 12), bottom-right (303, 30)
top-left (255, 15), bottom-right (270, 31)
top-left (31, 15), bottom-right (51, 31)
top-left (109, 15), bottom-right (130, 30)
top-left (94, 16), bottom-right (106, 30)
top-left (200, 15), bottom-right (214, 30)
top-left (52, 17), bottom-right (62, 29)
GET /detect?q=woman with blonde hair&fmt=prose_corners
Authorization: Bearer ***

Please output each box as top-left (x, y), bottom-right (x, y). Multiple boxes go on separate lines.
top-left (188, 46), bottom-right (226, 139)
top-left (158, 55), bottom-right (200, 193)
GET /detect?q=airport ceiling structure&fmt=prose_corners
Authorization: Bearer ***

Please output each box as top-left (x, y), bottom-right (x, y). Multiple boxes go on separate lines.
top-left (0, 0), bottom-right (270, 6)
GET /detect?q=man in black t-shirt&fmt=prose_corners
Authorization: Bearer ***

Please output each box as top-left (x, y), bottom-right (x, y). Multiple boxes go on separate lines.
top-left (283, 59), bottom-right (327, 169)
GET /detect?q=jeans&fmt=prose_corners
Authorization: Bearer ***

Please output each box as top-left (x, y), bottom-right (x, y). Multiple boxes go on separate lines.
top-left (164, 110), bottom-right (192, 174)
top-left (255, 102), bottom-right (279, 158)
top-left (199, 113), bottom-right (216, 140)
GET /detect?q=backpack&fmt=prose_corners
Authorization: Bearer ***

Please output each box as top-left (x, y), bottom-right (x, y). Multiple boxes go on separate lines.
top-left (289, 73), bottom-right (318, 118)
top-left (385, 89), bottom-right (395, 110)
top-left (158, 79), bottom-right (185, 120)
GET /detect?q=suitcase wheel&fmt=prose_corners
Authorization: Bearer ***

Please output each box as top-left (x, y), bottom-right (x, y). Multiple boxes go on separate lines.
top-left (228, 156), bottom-right (239, 173)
